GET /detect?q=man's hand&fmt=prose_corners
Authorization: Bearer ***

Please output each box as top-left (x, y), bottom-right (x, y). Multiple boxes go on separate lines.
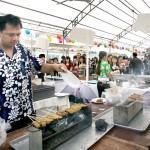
top-left (53, 64), bottom-right (68, 72)
top-left (40, 63), bottom-right (68, 73)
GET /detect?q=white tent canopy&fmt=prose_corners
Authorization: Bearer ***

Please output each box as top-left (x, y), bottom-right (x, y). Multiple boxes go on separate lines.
top-left (0, 0), bottom-right (150, 50)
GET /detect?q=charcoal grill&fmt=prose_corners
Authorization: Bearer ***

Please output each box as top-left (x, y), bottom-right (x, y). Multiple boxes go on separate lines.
top-left (29, 104), bottom-right (92, 150)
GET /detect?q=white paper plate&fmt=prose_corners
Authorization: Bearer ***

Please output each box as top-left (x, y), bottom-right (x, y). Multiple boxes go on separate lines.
top-left (91, 98), bottom-right (106, 104)
top-left (55, 93), bottom-right (70, 97)
top-left (60, 69), bottom-right (80, 89)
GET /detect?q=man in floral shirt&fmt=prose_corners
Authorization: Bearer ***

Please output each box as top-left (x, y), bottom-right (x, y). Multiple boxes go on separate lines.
top-left (0, 14), bottom-right (66, 131)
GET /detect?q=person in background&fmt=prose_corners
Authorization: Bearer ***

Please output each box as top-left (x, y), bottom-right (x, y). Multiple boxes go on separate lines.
top-left (96, 51), bottom-right (115, 97)
top-left (61, 55), bottom-right (66, 64)
top-left (90, 57), bottom-right (98, 74)
top-left (50, 58), bottom-right (54, 64)
top-left (111, 56), bottom-right (119, 71)
top-left (53, 57), bottom-right (59, 76)
top-left (143, 56), bottom-right (149, 75)
top-left (65, 56), bottom-right (73, 71)
top-left (0, 14), bottom-right (67, 132)
top-left (72, 59), bottom-right (79, 78)
top-left (39, 54), bottom-right (45, 63)
top-left (122, 55), bottom-right (129, 74)
top-left (96, 51), bottom-right (114, 78)
top-left (76, 52), bottom-right (81, 62)
top-left (107, 54), bottom-right (113, 65)
top-left (79, 55), bottom-right (86, 67)
top-left (37, 54), bottom-right (45, 82)
top-left (118, 56), bottom-right (126, 74)
top-left (129, 52), bottom-right (144, 75)
top-left (82, 53), bottom-right (86, 58)
top-left (122, 56), bottom-right (129, 66)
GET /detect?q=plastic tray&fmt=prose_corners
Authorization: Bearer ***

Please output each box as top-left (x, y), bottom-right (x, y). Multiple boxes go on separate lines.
top-left (94, 106), bottom-right (150, 132)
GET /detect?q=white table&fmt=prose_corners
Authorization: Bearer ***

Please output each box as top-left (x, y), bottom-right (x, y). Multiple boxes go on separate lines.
top-left (43, 80), bottom-right (99, 102)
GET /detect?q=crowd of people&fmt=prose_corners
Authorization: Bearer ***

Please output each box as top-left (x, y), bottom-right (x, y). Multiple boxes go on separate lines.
top-left (38, 50), bottom-right (149, 82)
top-left (39, 53), bottom-right (98, 79)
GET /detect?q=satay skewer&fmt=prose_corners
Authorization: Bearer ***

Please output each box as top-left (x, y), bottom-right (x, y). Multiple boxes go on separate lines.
top-left (27, 115), bottom-right (41, 128)
top-left (30, 114), bottom-right (44, 117)
top-left (27, 115), bottom-right (35, 121)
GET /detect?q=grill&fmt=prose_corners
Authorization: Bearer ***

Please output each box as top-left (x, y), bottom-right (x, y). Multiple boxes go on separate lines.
top-left (32, 85), bottom-right (55, 101)
top-left (29, 104), bottom-right (92, 150)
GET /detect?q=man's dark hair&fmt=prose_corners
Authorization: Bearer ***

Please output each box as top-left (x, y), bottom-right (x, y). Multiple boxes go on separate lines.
top-left (133, 52), bottom-right (137, 57)
top-left (39, 54), bottom-right (45, 58)
top-left (73, 55), bottom-right (77, 59)
top-left (61, 55), bottom-right (66, 59)
top-left (0, 14), bottom-right (22, 31)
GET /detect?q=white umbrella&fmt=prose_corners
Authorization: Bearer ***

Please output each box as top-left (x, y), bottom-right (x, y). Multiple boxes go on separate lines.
top-left (35, 37), bottom-right (49, 60)
top-left (133, 13), bottom-right (150, 33)
top-left (69, 27), bottom-right (95, 82)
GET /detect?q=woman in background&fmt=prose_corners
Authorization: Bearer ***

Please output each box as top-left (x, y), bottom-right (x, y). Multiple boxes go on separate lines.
top-left (90, 57), bottom-right (98, 75)
top-left (65, 56), bottom-right (73, 71)
top-left (111, 56), bottom-right (119, 71)
top-left (72, 59), bottom-right (79, 78)
top-left (96, 51), bottom-right (114, 97)
top-left (79, 56), bottom-right (86, 67)
top-left (96, 51), bottom-right (114, 78)
top-left (118, 56), bottom-right (126, 74)
top-left (107, 54), bottom-right (113, 65)
top-left (53, 57), bottom-right (59, 76)
top-left (61, 55), bottom-right (66, 64)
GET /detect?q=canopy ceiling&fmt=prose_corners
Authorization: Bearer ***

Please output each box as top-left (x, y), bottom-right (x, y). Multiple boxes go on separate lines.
top-left (0, 0), bottom-right (150, 50)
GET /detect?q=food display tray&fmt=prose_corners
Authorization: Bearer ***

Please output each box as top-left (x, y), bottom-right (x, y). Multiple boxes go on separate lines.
top-left (10, 107), bottom-right (150, 150)
top-left (54, 120), bottom-right (114, 150)
top-left (9, 115), bottom-right (114, 150)
top-left (94, 106), bottom-right (150, 132)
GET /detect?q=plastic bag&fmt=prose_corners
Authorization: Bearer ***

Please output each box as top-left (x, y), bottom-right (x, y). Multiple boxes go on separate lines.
top-left (0, 118), bottom-right (6, 150)
top-left (104, 92), bottom-right (122, 105)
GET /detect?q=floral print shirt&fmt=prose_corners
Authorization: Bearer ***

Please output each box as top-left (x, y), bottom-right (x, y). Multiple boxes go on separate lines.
top-left (0, 43), bottom-right (42, 123)
top-left (99, 60), bottom-right (111, 78)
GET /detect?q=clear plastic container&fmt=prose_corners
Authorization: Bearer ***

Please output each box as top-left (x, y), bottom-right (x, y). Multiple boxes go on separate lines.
top-left (103, 92), bottom-right (122, 105)
top-left (0, 118), bottom-right (6, 149)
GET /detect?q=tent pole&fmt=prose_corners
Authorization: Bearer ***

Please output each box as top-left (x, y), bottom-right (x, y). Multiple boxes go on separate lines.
top-left (31, 34), bottom-right (33, 54)
top-left (109, 41), bottom-right (111, 54)
top-left (86, 46), bottom-right (90, 83)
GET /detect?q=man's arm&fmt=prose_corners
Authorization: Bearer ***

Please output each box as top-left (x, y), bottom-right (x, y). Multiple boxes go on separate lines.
top-left (40, 63), bottom-right (67, 73)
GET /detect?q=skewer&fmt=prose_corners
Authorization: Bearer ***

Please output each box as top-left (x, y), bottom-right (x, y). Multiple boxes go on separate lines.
top-left (31, 114), bottom-right (44, 117)
top-left (27, 115), bottom-right (40, 122)
top-left (27, 115), bottom-right (35, 121)
top-left (27, 115), bottom-right (42, 128)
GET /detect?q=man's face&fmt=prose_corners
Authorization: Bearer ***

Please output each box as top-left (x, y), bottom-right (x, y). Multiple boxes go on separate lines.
top-left (0, 23), bottom-right (21, 48)
top-left (77, 53), bottom-right (81, 59)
